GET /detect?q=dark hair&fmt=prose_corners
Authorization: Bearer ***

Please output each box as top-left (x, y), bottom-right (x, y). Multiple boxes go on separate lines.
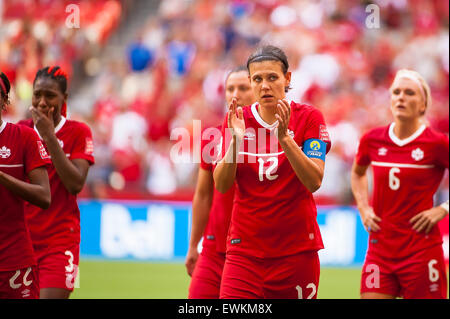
top-left (246, 45), bottom-right (289, 74)
top-left (33, 66), bottom-right (68, 116)
top-left (246, 45), bottom-right (291, 92)
top-left (33, 66), bottom-right (68, 94)
top-left (225, 65), bottom-right (248, 83)
top-left (0, 72), bottom-right (11, 107)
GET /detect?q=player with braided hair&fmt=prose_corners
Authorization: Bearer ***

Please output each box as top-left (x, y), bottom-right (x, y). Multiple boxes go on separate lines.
top-left (18, 66), bottom-right (95, 299)
top-left (1, 71), bottom-right (51, 299)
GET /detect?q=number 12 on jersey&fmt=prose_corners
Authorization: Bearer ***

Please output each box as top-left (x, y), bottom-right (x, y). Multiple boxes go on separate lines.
top-left (258, 157), bottom-right (279, 182)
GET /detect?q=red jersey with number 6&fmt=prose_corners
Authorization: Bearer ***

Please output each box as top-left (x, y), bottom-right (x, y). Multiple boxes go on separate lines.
top-left (220, 101), bottom-right (331, 258)
top-left (355, 123), bottom-right (449, 259)
top-left (18, 117), bottom-right (95, 252)
top-left (0, 122), bottom-right (50, 271)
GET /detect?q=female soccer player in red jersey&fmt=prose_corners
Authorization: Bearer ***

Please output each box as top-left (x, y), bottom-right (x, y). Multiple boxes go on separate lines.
top-left (0, 71), bottom-right (51, 299)
top-left (213, 45), bottom-right (331, 299)
top-left (18, 66), bottom-right (95, 299)
top-left (186, 66), bottom-right (255, 298)
top-left (351, 69), bottom-right (449, 299)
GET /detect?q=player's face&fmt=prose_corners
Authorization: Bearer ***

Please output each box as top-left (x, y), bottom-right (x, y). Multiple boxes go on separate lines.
top-left (225, 71), bottom-right (254, 107)
top-left (390, 77), bottom-right (426, 121)
top-left (249, 60), bottom-right (291, 109)
top-left (32, 78), bottom-right (66, 123)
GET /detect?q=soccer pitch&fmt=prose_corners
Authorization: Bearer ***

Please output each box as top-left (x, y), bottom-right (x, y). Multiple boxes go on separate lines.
top-left (71, 259), bottom-right (363, 299)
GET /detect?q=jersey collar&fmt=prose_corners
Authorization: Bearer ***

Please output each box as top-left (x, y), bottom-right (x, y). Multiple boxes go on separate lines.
top-left (388, 122), bottom-right (426, 147)
top-left (34, 116), bottom-right (67, 139)
top-left (251, 100), bottom-right (293, 130)
top-left (0, 120), bottom-right (7, 134)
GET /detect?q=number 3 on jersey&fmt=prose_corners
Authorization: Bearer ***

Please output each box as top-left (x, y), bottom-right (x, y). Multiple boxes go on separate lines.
top-left (258, 157), bottom-right (279, 182)
top-left (389, 167), bottom-right (400, 190)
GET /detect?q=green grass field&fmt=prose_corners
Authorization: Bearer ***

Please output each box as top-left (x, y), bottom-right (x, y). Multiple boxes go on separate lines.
top-left (71, 259), bottom-right (363, 299)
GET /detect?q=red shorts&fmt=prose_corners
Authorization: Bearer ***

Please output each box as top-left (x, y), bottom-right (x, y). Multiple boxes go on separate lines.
top-left (0, 266), bottom-right (40, 299)
top-left (220, 250), bottom-right (320, 299)
top-left (188, 248), bottom-right (226, 299)
top-left (361, 244), bottom-right (448, 299)
top-left (35, 243), bottom-right (80, 292)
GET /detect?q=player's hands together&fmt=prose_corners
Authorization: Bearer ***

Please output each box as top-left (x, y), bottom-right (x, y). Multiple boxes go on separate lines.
top-left (227, 97), bottom-right (245, 142)
top-left (275, 99), bottom-right (291, 142)
top-left (410, 206), bottom-right (448, 234)
top-left (30, 106), bottom-right (55, 141)
top-left (360, 206), bottom-right (381, 233)
top-left (185, 246), bottom-right (199, 277)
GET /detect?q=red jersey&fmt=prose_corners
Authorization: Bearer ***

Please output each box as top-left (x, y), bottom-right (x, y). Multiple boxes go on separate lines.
top-left (18, 117), bottom-right (95, 251)
top-left (0, 122), bottom-right (49, 271)
top-left (200, 126), bottom-right (234, 254)
top-left (356, 123), bottom-right (449, 259)
top-left (220, 101), bottom-right (331, 258)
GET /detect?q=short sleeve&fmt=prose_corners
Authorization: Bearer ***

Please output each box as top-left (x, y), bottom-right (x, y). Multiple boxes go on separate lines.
top-left (23, 128), bottom-right (50, 174)
top-left (70, 123), bottom-right (95, 165)
top-left (435, 134), bottom-right (449, 169)
top-left (355, 132), bottom-right (371, 167)
top-left (200, 126), bottom-right (222, 171)
top-left (303, 108), bottom-right (332, 154)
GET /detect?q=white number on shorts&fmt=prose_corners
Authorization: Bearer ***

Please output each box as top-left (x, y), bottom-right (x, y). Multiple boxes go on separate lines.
top-left (258, 157), bottom-right (279, 182)
top-left (9, 267), bottom-right (33, 289)
top-left (428, 259), bottom-right (439, 283)
top-left (388, 167), bottom-right (400, 190)
top-left (296, 283), bottom-right (317, 299)
top-left (65, 250), bottom-right (74, 272)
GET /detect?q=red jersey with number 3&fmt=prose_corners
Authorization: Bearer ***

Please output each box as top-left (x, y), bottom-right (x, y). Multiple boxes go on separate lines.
top-left (0, 122), bottom-right (50, 271)
top-left (355, 123), bottom-right (449, 259)
top-left (200, 125), bottom-right (234, 254)
top-left (18, 117), bottom-right (95, 251)
top-left (220, 101), bottom-right (331, 258)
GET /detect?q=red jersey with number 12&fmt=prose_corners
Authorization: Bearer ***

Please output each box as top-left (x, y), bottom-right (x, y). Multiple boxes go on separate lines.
top-left (18, 117), bottom-right (95, 252)
top-left (356, 123), bottom-right (449, 259)
top-left (0, 122), bottom-right (50, 271)
top-left (221, 101), bottom-right (331, 258)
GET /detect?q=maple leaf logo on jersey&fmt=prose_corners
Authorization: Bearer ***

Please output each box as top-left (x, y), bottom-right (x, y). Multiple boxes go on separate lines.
top-left (0, 146), bottom-right (11, 158)
top-left (37, 141), bottom-right (50, 159)
top-left (411, 148), bottom-right (424, 161)
top-left (378, 147), bottom-right (387, 156)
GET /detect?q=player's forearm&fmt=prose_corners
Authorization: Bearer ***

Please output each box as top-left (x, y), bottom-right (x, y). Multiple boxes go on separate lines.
top-left (350, 171), bottom-right (371, 210)
top-left (189, 194), bottom-right (213, 248)
top-left (42, 134), bottom-right (85, 194)
top-left (279, 135), bottom-right (324, 193)
top-left (0, 171), bottom-right (50, 209)
top-left (213, 138), bottom-right (240, 193)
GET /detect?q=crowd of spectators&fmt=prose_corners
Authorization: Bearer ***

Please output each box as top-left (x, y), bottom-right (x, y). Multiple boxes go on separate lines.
top-left (1, 0), bottom-right (448, 204)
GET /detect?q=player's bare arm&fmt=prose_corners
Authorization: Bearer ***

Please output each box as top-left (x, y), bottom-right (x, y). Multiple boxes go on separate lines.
top-left (213, 98), bottom-right (244, 193)
top-left (276, 99), bottom-right (324, 193)
top-left (30, 106), bottom-right (90, 195)
top-left (0, 167), bottom-right (50, 209)
top-left (410, 204), bottom-right (448, 234)
top-left (186, 168), bottom-right (214, 276)
top-left (351, 162), bottom-right (381, 232)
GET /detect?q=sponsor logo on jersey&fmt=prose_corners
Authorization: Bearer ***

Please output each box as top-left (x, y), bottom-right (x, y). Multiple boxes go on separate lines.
top-left (411, 148), bottom-right (424, 161)
top-left (319, 125), bottom-right (330, 142)
top-left (378, 147), bottom-right (387, 156)
top-left (37, 141), bottom-right (50, 159)
top-left (85, 137), bottom-right (94, 155)
top-left (0, 146), bottom-right (11, 158)
top-left (287, 129), bottom-right (294, 138)
top-left (243, 132), bottom-right (256, 141)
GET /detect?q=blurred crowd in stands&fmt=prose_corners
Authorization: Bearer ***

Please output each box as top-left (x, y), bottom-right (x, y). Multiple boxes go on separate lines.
top-left (1, 0), bottom-right (448, 204)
